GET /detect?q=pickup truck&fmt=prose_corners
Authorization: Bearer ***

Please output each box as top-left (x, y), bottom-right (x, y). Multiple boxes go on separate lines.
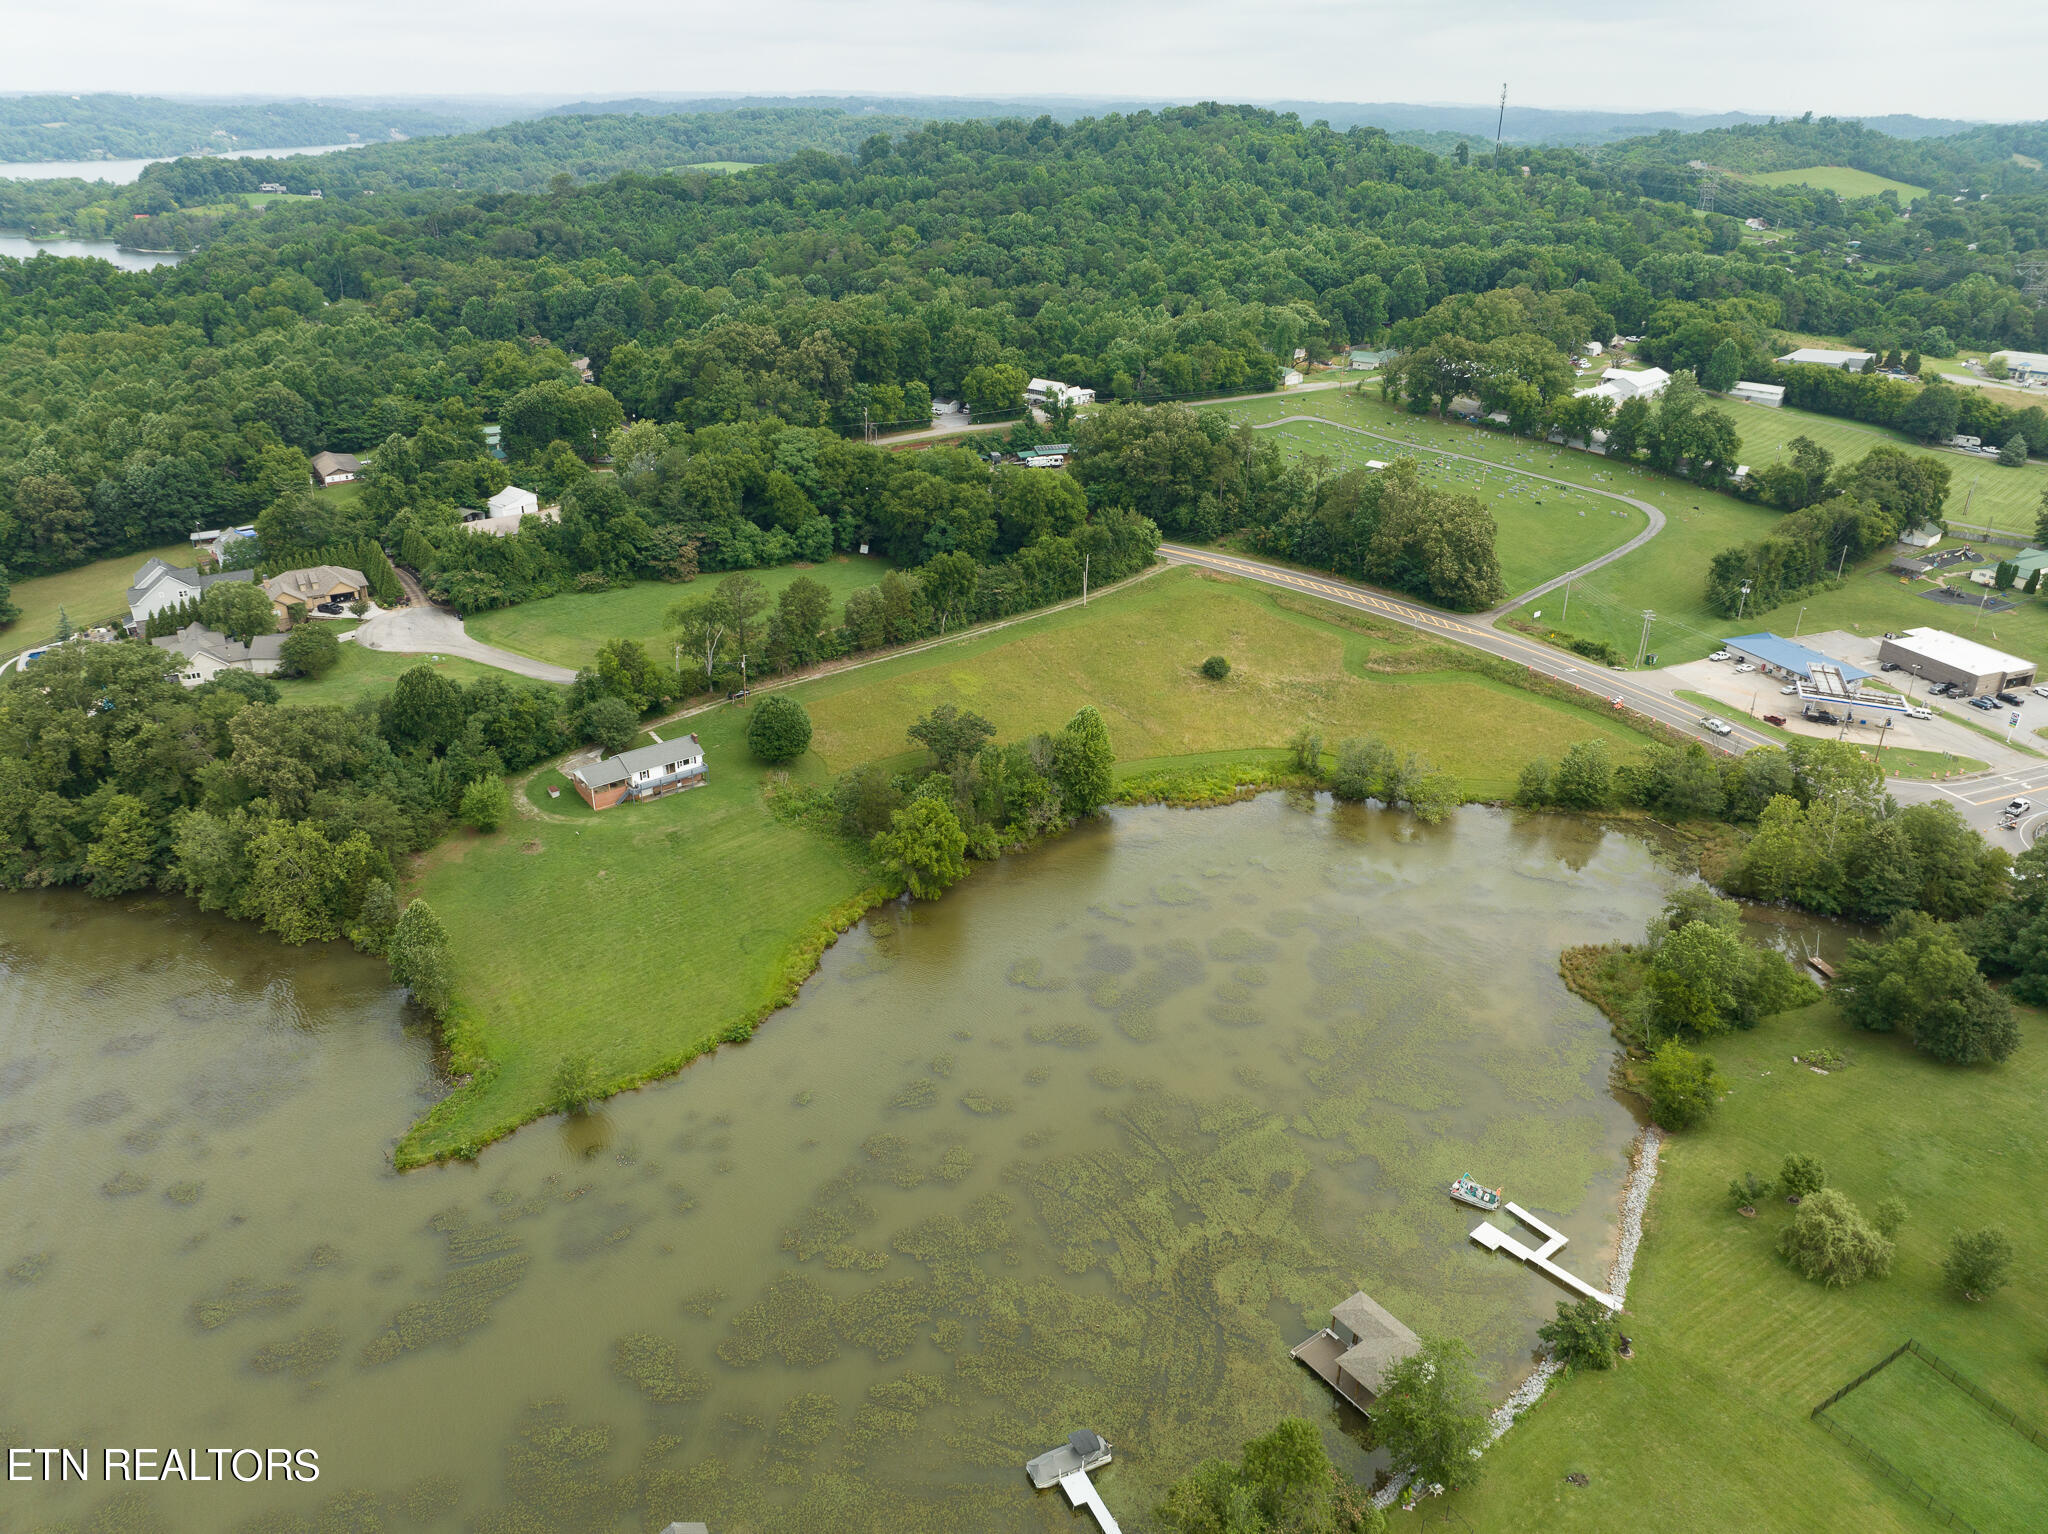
top-left (1699, 715), bottom-right (1735, 737)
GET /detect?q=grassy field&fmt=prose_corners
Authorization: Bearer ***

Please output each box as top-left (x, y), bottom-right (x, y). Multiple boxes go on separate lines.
top-left (1403, 997), bottom-right (2047, 1534)
top-left (405, 564), bottom-right (1660, 1160)
top-left (1742, 165), bottom-right (1931, 202)
top-left (1, 541), bottom-right (192, 658)
top-left (1721, 397), bottom-right (2048, 539)
top-left (272, 638), bottom-right (542, 709)
top-left (1821, 1348), bottom-right (2048, 1534)
top-left (1233, 414), bottom-right (1647, 597)
top-left (684, 160), bottom-right (759, 173)
top-left (467, 554), bottom-right (892, 671)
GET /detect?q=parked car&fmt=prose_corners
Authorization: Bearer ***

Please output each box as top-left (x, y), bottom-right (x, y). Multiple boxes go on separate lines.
top-left (1733, 663), bottom-right (1756, 673)
top-left (1780, 684), bottom-right (1798, 695)
top-left (1699, 715), bottom-right (1734, 736)
top-left (1905, 706), bottom-right (1932, 720)
top-left (1805, 707), bottom-right (1840, 725)
top-left (1971, 696), bottom-right (1999, 711)
top-left (2034, 685), bottom-right (2048, 699)
top-left (1997, 691), bottom-right (2026, 708)
top-left (1707, 649), bottom-right (1732, 662)
top-left (315, 601), bottom-right (344, 615)
top-left (1763, 714), bottom-right (1787, 727)
top-left (1879, 661), bottom-right (1901, 672)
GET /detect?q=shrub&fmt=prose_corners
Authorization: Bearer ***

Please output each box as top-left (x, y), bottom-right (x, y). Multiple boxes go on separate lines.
top-left (1943, 1227), bottom-right (2013, 1299)
top-left (1641, 1040), bottom-right (1723, 1130)
top-left (1873, 1198), bottom-right (1908, 1239)
top-left (460, 775), bottom-right (511, 832)
top-left (553, 1052), bottom-right (602, 1115)
top-left (747, 694), bottom-right (813, 763)
top-left (1777, 1188), bottom-right (1894, 1286)
top-left (1330, 735), bottom-right (1395, 802)
top-left (872, 796), bottom-right (969, 899)
top-left (1515, 758), bottom-right (1552, 806)
top-left (387, 899), bottom-right (452, 1019)
top-left (1728, 1171), bottom-right (1771, 1209)
top-left (1199, 654), bottom-right (1231, 680)
top-left (1780, 1152), bottom-right (1827, 1200)
top-left (1287, 726), bottom-right (1324, 774)
top-left (1538, 1296), bottom-right (1620, 1370)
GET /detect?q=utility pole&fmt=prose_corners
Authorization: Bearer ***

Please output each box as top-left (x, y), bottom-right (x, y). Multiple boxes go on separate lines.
top-left (1081, 551), bottom-right (1090, 605)
top-left (1636, 609), bottom-right (1655, 668)
top-left (1794, 604), bottom-right (1807, 637)
top-left (1494, 84), bottom-right (1507, 167)
top-left (1561, 577), bottom-right (1572, 622)
top-left (1736, 581), bottom-right (1751, 621)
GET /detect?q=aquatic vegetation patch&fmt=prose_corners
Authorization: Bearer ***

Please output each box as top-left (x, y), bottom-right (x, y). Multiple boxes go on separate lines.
top-left (1003, 956), bottom-right (1069, 991)
top-left (888, 1078), bottom-right (937, 1110)
top-left (193, 1276), bottom-right (304, 1330)
top-left (611, 1331), bottom-right (708, 1404)
top-left (1207, 1002), bottom-right (1267, 1028)
top-left (1024, 1021), bottom-right (1101, 1048)
top-left (6, 1251), bottom-right (52, 1284)
top-left (163, 1179), bottom-right (203, 1205)
top-left (957, 1091), bottom-right (1013, 1116)
top-left (250, 1324), bottom-right (344, 1382)
top-left (71, 1089), bottom-right (133, 1125)
top-left (717, 1271), bottom-right (843, 1369)
top-left (358, 1210), bottom-right (529, 1366)
top-left (101, 1168), bottom-right (150, 1196)
top-left (1208, 928), bottom-right (1280, 964)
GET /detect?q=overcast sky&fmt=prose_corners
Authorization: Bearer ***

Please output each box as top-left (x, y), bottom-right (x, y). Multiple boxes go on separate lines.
top-left (7, 0), bottom-right (2046, 122)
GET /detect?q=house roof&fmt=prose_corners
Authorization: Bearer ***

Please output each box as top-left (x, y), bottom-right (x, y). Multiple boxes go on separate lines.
top-left (151, 622), bottom-right (288, 667)
top-left (1329, 1291), bottom-right (1421, 1398)
top-left (126, 560), bottom-right (254, 606)
top-left (1726, 632), bottom-right (1872, 683)
top-left (263, 566), bottom-right (367, 604)
top-left (488, 484), bottom-right (540, 514)
top-left (1976, 549), bottom-right (2048, 579)
top-left (1887, 627), bottom-right (2034, 677)
top-left (572, 734), bottom-right (704, 790)
top-left (310, 450), bottom-right (361, 475)
top-left (1778, 347), bottom-right (1876, 368)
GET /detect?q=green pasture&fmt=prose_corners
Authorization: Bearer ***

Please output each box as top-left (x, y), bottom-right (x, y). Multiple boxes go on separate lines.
top-left (1, 541), bottom-right (193, 658)
top-left (1240, 416), bottom-right (1648, 597)
top-left (406, 564), bottom-right (1660, 1159)
top-left (1406, 999), bottom-right (2047, 1534)
top-left (1741, 166), bottom-right (1931, 202)
top-left (1722, 398), bottom-right (2048, 539)
top-left (1821, 1349), bottom-right (2048, 1534)
top-left (467, 554), bottom-right (892, 671)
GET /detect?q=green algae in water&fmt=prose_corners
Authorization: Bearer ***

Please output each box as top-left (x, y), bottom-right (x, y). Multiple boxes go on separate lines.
top-left (250, 1324), bottom-right (344, 1382)
top-left (102, 1168), bottom-right (150, 1197)
top-left (1003, 956), bottom-right (1069, 990)
top-left (957, 1091), bottom-right (1013, 1116)
top-left (610, 1332), bottom-right (707, 1404)
top-left (193, 1276), bottom-right (303, 1331)
top-left (1024, 1021), bottom-right (1099, 1048)
top-left (888, 1078), bottom-right (937, 1110)
top-left (164, 1179), bottom-right (203, 1206)
top-left (6, 1251), bottom-right (52, 1284)
top-left (358, 1211), bottom-right (529, 1366)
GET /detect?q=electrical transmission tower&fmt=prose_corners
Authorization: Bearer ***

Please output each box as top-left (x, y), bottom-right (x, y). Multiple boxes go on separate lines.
top-left (2018, 259), bottom-right (2048, 304)
top-left (1695, 171), bottom-right (1720, 216)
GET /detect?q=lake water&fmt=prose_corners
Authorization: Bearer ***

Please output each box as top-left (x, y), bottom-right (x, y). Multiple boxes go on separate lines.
top-left (0, 234), bottom-right (183, 269)
top-left (0, 143), bottom-right (361, 184)
top-left (0, 797), bottom-right (1672, 1531)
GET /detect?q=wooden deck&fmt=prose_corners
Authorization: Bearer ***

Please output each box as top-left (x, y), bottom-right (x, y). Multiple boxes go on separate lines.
top-left (1469, 1201), bottom-right (1622, 1311)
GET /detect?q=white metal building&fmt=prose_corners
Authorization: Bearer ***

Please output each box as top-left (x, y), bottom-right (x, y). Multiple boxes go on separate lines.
top-left (1877, 628), bottom-right (2037, 697)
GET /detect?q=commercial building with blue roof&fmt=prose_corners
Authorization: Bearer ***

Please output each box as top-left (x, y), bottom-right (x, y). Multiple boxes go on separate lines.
top-left (1724, 633), bottom-right (1872, 689)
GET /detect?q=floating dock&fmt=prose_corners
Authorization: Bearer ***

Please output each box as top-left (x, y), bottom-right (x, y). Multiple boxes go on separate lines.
top-left (1026, 1432), bottom-right (1121, 1533)
top-left (1469, 1201), bottom-right (1622, 1310)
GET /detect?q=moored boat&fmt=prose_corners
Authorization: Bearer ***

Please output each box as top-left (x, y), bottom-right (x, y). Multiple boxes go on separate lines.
top-left (1449, 1174), bottom-right (1503, 1210)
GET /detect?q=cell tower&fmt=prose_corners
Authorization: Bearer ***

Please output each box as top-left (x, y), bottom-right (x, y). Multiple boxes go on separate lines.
top-left (1494, 84), bottom-right (1507, 165)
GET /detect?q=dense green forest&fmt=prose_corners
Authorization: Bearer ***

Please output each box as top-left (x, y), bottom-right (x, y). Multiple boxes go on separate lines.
top-left (0, 93), bottom-right (468, 162)
top-left (3, 102), bottom-right (2047, 602)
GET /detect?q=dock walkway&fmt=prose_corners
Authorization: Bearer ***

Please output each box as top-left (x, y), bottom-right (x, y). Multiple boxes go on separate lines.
top-left (1059, 1469), bottom-right (1124, 1534)
top-left (1469, 1201), bottom-right (1622, 1310)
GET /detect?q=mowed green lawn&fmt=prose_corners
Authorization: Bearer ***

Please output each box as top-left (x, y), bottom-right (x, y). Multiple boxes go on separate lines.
top-left (1822, 1350), bottom-right (2048, 1534)
top-left (405, 565), bottom-right (1659, 1160)
top-left (1723, 398), bottom-right (2048, 539)
top-left (1238, 415), bottom-right (1647, 597)
top-left (467, 554), bottom-right (893, 671)
top-left (1742, 165), bottom-right (1931, 202)
top-left (273, 638), bottom-right (546, 709)
top-left (1406, 1000), bottom-right (2047, 1534)
top-left (1, 541), bottom-right (193, 658)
